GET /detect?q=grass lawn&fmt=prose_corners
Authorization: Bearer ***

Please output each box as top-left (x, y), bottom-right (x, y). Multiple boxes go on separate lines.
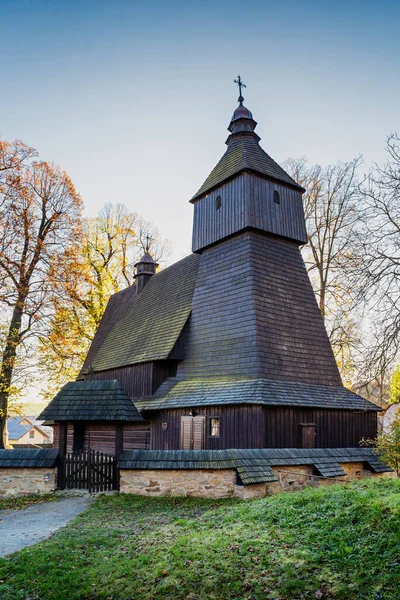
top-left (0, 478), bottom-right (399, 600)
top-left (0, 494), bottom-right (56, 511)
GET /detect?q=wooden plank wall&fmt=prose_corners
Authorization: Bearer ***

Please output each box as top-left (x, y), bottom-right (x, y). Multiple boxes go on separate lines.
top-left (84, 361), bottom-right (177, 399)
top-left (192, 173), bottom-right (306, 252)
top-left (53, 422), bottom-right (151, 454)
top-left (124, 424), bottom-right (151, 450)
top-left (150, 406), bottom-right (377, 450)
top-left (176, 231), bottom-right (342, 385)
top-left (150, 405), bottom-right (265, 450)
top-left (264, 407), bottom-right (377, 448)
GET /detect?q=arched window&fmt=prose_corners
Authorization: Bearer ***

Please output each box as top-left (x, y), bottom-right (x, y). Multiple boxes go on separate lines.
top-left (215, 195), bottom-right (222, 210)
top-left (273, 190), bottom-right (280, 205)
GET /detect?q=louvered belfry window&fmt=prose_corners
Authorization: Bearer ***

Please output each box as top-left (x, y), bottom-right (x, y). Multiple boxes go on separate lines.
top-left (180, 416), bottom-right (205, 450)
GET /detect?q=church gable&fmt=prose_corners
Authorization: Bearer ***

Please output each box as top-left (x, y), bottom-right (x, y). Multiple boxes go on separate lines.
top-left (81, 253), bottom-right (201, 374)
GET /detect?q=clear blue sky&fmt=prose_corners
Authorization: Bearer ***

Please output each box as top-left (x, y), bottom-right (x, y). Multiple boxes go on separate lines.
top-left (1, 0), bottom-right (399, 262)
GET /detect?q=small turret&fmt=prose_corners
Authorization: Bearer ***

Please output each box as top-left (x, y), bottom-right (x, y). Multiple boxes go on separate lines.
top-left (134, 253), bottom-right (158, 294)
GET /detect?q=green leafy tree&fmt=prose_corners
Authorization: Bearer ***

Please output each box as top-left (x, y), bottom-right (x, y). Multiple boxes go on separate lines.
top-left (389, 365), bottom-right (400, 405)
top-left (376, 414), bottom-right (400, 475)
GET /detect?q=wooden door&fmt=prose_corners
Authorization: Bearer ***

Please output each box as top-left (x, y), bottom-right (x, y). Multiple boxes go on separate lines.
top-left (73, 424), bottom-right (86, 452)
top-left (180, 416), bottom-right (205, 450)
top-left (180, 416), bottom-right (193, 449)
top-left (301, 423), bottom-right (316, 448)
top-left (193, 416), bottom-right (206, 450)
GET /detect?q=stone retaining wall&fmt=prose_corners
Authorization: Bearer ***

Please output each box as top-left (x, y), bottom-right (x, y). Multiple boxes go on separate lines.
top-left (120, 463), bottom-right (396, 499)
top-left (0, 468), bottom-right (57, 497)
top-left (120, 469), bottom-right (237, 498)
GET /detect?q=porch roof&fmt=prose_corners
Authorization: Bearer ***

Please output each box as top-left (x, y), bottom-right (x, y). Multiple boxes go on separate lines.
top-left (38, 380), bottom-right (143, 422)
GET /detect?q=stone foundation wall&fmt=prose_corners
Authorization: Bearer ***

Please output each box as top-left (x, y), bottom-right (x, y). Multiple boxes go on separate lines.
top-left (120, 463), bottom-right (396, 500)
top-left (120, 469), bottom-right (237, 498)
top-left (0, 468), bottom-right (57, 497)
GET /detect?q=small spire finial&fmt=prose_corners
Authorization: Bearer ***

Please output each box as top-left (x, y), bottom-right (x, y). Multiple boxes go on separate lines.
top-left (233, 75), bottom-right (246, 103)
top-left (144, 232), bottom-right (152, 254)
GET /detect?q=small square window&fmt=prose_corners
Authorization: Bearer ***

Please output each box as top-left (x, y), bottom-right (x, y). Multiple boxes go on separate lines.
top-left (29, 430), bottom-right (35, 439)
top-left (209, 417), bottom-right (220, 437)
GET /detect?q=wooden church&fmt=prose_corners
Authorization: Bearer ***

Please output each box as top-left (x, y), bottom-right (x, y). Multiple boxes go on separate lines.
top-left (41, 80), bottom-right (381, 472)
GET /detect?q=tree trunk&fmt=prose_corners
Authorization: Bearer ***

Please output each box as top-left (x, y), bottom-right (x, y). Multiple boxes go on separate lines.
top-left (0, 301), bottom-right (24, 449)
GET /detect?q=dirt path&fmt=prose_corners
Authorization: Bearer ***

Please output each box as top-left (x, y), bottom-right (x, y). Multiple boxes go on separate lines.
top-left (0, 496), bottom-right (93, 557)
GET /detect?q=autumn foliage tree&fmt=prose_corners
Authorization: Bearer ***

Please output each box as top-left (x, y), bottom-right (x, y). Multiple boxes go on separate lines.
top-left (0, 139), bottom-right (82, 447)
top-left (39, 203), bottom-right (168, 394)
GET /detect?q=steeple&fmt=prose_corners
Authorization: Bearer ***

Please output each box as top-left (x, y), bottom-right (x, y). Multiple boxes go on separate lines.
top-left (227, 75), bottom-right (260, 143)
top-left (191, 78), bottom-right (307, 253)
top-left (134, 252), bottom-right (158, 294)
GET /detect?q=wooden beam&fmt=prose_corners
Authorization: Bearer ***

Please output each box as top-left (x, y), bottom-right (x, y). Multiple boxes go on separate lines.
top-left (57, 422), bottom-right (68, 489)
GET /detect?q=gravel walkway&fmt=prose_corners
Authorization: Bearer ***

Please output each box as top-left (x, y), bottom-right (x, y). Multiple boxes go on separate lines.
top-left (0, 496), bottom-right (93, 557)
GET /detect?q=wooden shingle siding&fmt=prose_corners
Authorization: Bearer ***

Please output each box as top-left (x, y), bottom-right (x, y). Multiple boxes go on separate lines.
top-left (177, 230), bottom-right (341, 385)
top-left (192, 173), bottom-right (306, 252)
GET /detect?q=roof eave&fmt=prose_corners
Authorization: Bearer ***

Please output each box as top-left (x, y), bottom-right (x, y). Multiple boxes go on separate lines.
top-left (190, 169), bottom-right (305, 203)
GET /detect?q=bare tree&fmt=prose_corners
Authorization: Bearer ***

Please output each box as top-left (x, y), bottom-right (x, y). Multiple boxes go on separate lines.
top-left (357, 134), bottom-right (400, 388)
top-left (285, 156), bottom-right (363, 383)
top-left (0, 145), bottom-right (82, 447)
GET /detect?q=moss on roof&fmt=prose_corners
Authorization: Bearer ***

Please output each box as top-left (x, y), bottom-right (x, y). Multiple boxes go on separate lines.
top-left (81, 253), bottom-right (201, 374)
top-left (192, 135), bottom-right (303, 201)
top-left (39, 380), bottom-right (143, 422)
top-left (135, 378), bottom-right (380, 412)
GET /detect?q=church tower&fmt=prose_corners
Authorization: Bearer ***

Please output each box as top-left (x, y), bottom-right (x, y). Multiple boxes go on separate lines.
top-left (175, 78), bottom-right (342, 387)
top-left (191, 76), bottom-right (306, 252)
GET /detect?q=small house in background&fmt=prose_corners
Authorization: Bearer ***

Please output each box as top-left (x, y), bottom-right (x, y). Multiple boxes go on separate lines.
top-left (7, 417), bottom-right (53, 448)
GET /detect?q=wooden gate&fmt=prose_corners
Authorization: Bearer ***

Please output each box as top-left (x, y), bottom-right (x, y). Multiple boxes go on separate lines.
top-left (65, 449), bottom-right (118, 492)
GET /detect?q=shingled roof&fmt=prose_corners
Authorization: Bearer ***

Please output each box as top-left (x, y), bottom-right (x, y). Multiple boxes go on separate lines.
top-left (0, 448), bottom-right (59, 468)
top-left (39, 380), bottom-right (143, 422)
top-left (192, 134), bottom-right (303, 201)
top-left (81, 253), bottom-right (201, 374)
top-left (119, 447), bottom-right (392, 485)
top-left (135, 378), bottom-right (380, 412)
top-left (191, 99), bottom-right (303, 201)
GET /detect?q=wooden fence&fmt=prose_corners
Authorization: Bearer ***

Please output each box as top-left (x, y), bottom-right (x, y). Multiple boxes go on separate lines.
top-left (65, 448), bottom-right (118, 492)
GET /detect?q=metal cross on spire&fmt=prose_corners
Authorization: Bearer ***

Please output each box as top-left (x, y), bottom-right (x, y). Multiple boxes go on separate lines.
top-left (144, 232), bottom-right (152, 254)
top-left (233, 75), bottom-right (246, 103)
